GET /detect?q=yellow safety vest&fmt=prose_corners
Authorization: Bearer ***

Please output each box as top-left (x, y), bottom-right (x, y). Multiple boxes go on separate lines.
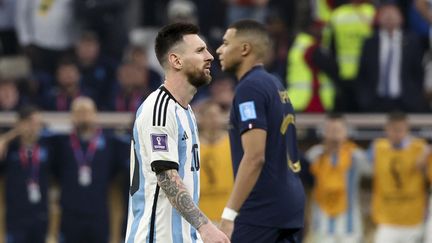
top-left (323, 3), bottom-right (375, 80)
top-left (310, 141), bottom-right (357, 216)
top-left (315, 0), bottom-right (333, 23)
top-left (286, 32), bottom-right (335, 111)
top-left (372, 138), bottom-right (427, 226)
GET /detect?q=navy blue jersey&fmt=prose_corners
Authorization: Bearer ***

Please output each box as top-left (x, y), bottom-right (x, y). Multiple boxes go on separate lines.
top-left (0, 138), bottom-right (53, 221)
top-left (229, 66), bottom-right (305, 228)
top-left (51, 131), bottom-right (125, 215)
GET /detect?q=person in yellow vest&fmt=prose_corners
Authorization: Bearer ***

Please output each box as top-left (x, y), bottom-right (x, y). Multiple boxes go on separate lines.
top-left (311, 0), bottom-right (349, 23)
top-left (286, 20), bottom-right (339, 113)
top-left (370, 112), bottom-right (428, 243)
top-left (322, 0), bottom-right (376, 112)
top-left (196, 99), bottom-right (234, 222)
top-left (305, 113), bottom-right (370, 243)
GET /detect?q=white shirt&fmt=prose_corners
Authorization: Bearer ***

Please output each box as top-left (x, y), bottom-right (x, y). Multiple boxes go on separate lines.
top-left (15, 0), bottom-right (78, 50)
top-left (378, 29), bottom-right (402, 98)
top-left (125, 87), bottom-right (202, 243)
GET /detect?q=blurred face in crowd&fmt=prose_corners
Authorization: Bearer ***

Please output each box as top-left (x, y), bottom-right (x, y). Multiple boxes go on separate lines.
top-left (217, 28), bottom-right (243, 74)
top-left (198, 101), bottom-right (226, 131)
top-left (20, 112), bottom-right (43, 140)
top-left (323, 118), bottom-right (348, 145)
top-left (117, 63), bottom-right (145, 91)
top-left (385, 120), bottom-right (409, 145)
top-left (76, 37), bottom-right (100, 65)
top-left (128, 47), bottom-right (149, 68)
top-left (0, 81), bottom-right (19, 111)
top-left (57, 64), bottom-right (80, 88)
top-left (71, 97), bottom-right (97, 132)
top-left (176, 34), bottom-right (214, 88)
top-left (378, 5), bottom-right (403, 32)
top-left (210, 78), bottom-right (234, 113)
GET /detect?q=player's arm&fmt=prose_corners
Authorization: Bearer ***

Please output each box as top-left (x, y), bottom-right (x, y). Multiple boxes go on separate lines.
top-left (156, 169), bottom-right (208, 229)
top-left (224, 129), bottom-right (266, 212)
top-left (156, 169), bottom-right (230, 243)
top-left (220, 128), bottom-right (266, 239)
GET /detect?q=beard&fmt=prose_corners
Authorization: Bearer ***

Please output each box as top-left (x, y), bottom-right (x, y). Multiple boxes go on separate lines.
top-left (185, 65), bottom-right (212, 88)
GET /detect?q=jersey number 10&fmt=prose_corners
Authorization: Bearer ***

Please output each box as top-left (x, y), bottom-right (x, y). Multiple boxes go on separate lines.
top-left (191, 144), bottom-right (200, 171)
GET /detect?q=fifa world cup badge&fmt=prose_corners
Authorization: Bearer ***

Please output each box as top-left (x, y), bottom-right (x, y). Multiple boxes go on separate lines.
top-left (27, 181), bottom-right (41, 203)
top-left (78, 165), bottom-right (92, 186)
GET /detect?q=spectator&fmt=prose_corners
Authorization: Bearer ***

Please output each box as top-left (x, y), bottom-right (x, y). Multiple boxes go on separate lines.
top-left (51, 97), bottom-right (125, 243)
top-left (15, 0), bottom-right (78, 74)
top-left (226, 0), bottom-right (269, 25)
top-left (426, 150), bottom-right (432, 243)
top-left (167, 0), bottom-right (198, 25)
top-left (122, 45), bottom-right (162, 92)
top-left (75, 32), bottom-right (117, 110)
top-left (0, 79), bottom-right (23, 111)
top-left (0, 0), bottom-right (18, 55)
top-left (105, 62), bottom-right (148, 112)
top-left (0, 106), bottom-right (53, 243)
top-left (208, 76), bottom-right (235, 119)
top-left (39, 59), bottom-right (85, 111)
top-left (305, 114), bottom-right (370, 243)
top-left (322, 0), bottom-right (375, 112)
top-left (196, 99), bottom-right (234, 222)
top-left (286, 20), bottom-right (338, 113)
top-left (370, 112), bottom-right (428, 243)
top-left (356, 3), bottom-right (428, 112)
top-left (74, 0), bottom-right (130, 60)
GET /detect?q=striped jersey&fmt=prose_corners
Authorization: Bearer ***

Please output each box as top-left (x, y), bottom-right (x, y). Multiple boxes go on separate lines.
top-left (125, 86), bottom-right (202, 243)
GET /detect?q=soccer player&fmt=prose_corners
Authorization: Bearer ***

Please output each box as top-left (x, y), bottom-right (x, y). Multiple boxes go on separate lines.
top-left (305, 114), bottom-right (370, 243)
top-left (370, 112), bottom-right (428, 243)
top-left (124, 23), bottom-right (230, 243)
top-left (216, 19), bottom-right (305, 242)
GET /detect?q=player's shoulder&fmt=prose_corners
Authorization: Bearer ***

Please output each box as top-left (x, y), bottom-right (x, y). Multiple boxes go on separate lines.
top-left (136, 87), bottom-right (177, 127)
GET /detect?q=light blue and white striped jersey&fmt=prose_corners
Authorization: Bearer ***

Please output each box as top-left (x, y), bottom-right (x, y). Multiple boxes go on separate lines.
top-left (125, 86), bottom-right (202, 243)
top-left (306, 144), bottom-right (371, 237)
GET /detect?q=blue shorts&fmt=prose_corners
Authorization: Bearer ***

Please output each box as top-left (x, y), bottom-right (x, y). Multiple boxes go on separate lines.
top-left (232, 222), bottom-right (301, 243)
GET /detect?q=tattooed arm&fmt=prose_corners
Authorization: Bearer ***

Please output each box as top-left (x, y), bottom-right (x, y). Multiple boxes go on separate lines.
top-left (157, 169), bottom-right (208, 229)
top-left (157, 169), bottom-right (230, 243)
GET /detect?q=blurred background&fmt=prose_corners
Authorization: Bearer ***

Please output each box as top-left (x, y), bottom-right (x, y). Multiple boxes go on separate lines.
top-left (0, 0), bottom-right (432, 242)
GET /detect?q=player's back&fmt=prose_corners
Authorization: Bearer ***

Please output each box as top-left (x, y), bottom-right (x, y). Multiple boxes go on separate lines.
top-left (125, 87), bottom-right (202, 243)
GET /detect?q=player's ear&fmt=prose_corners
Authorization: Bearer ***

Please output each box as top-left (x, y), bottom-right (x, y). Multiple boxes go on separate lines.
top-left (240, 42), bottom-right (252, 57)
top-left (168, 52), bottom-right (182, 70)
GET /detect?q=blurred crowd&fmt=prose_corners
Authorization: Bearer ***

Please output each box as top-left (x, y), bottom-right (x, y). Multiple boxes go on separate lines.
top-left (1, 0), bottom-right (432, 243)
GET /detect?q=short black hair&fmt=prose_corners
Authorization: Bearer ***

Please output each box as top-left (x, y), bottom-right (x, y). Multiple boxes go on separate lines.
top-left (228, 19), bottom-right (271, 58)
top-left (155, 22), bottom-right (199, 67)
top-left (18, 105), bottom-right (39, 121)
top-left (387, 111), bottom-right (407, 122)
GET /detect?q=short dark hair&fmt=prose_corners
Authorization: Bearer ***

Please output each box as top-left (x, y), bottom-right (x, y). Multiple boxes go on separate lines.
top-left (155, 22), bottom-right (199, 67)
top-left (326, 112), bottom-right (345, 121)
top-left (228, 19), bottom-right (271, 58)
top-left (18, 105), bottom-right (39, 121)
top-left (387, 111), bottom-right (407, 122)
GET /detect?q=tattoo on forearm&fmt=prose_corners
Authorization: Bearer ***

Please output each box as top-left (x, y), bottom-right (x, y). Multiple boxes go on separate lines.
top-left (157, 170), bottom-right (209, 229)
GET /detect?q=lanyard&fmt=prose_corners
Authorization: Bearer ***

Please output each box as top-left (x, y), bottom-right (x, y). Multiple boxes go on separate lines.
top-left (56, 92), bottom-right (80, 111)
top-left (115, 92), bottom-right (141, 112)
top-left (69, 130), bottom-right (100, 167)
top-left (19, 145), bottom-right (41, 183)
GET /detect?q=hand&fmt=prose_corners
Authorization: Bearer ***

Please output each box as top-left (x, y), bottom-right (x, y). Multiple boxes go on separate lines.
top-left (0, 138), bottom-right (7, 160)
top-left (219, 219), bottom-right (234, 240)
top-left (199, 222), bottom-right (230, 243)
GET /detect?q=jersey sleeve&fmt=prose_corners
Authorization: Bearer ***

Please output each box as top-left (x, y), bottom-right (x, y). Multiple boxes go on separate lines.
top-left (233, 82), bottom-right (268, 134)
top-left (138, 106), bottom-right (179, 174)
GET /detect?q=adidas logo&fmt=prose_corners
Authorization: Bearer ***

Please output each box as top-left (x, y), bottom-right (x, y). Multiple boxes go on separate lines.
top-left (181, 131), bottom-right (189, 141)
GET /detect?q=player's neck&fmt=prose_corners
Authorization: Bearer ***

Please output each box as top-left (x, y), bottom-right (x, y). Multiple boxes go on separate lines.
top-left (76, 126), bottom-right (97, 141)
top-left (163, 75), bottom-right (196, 108)
top-left (20, 134), bottom-right (38, 147)
top-left (236, 59), bottom-right (264, 80)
